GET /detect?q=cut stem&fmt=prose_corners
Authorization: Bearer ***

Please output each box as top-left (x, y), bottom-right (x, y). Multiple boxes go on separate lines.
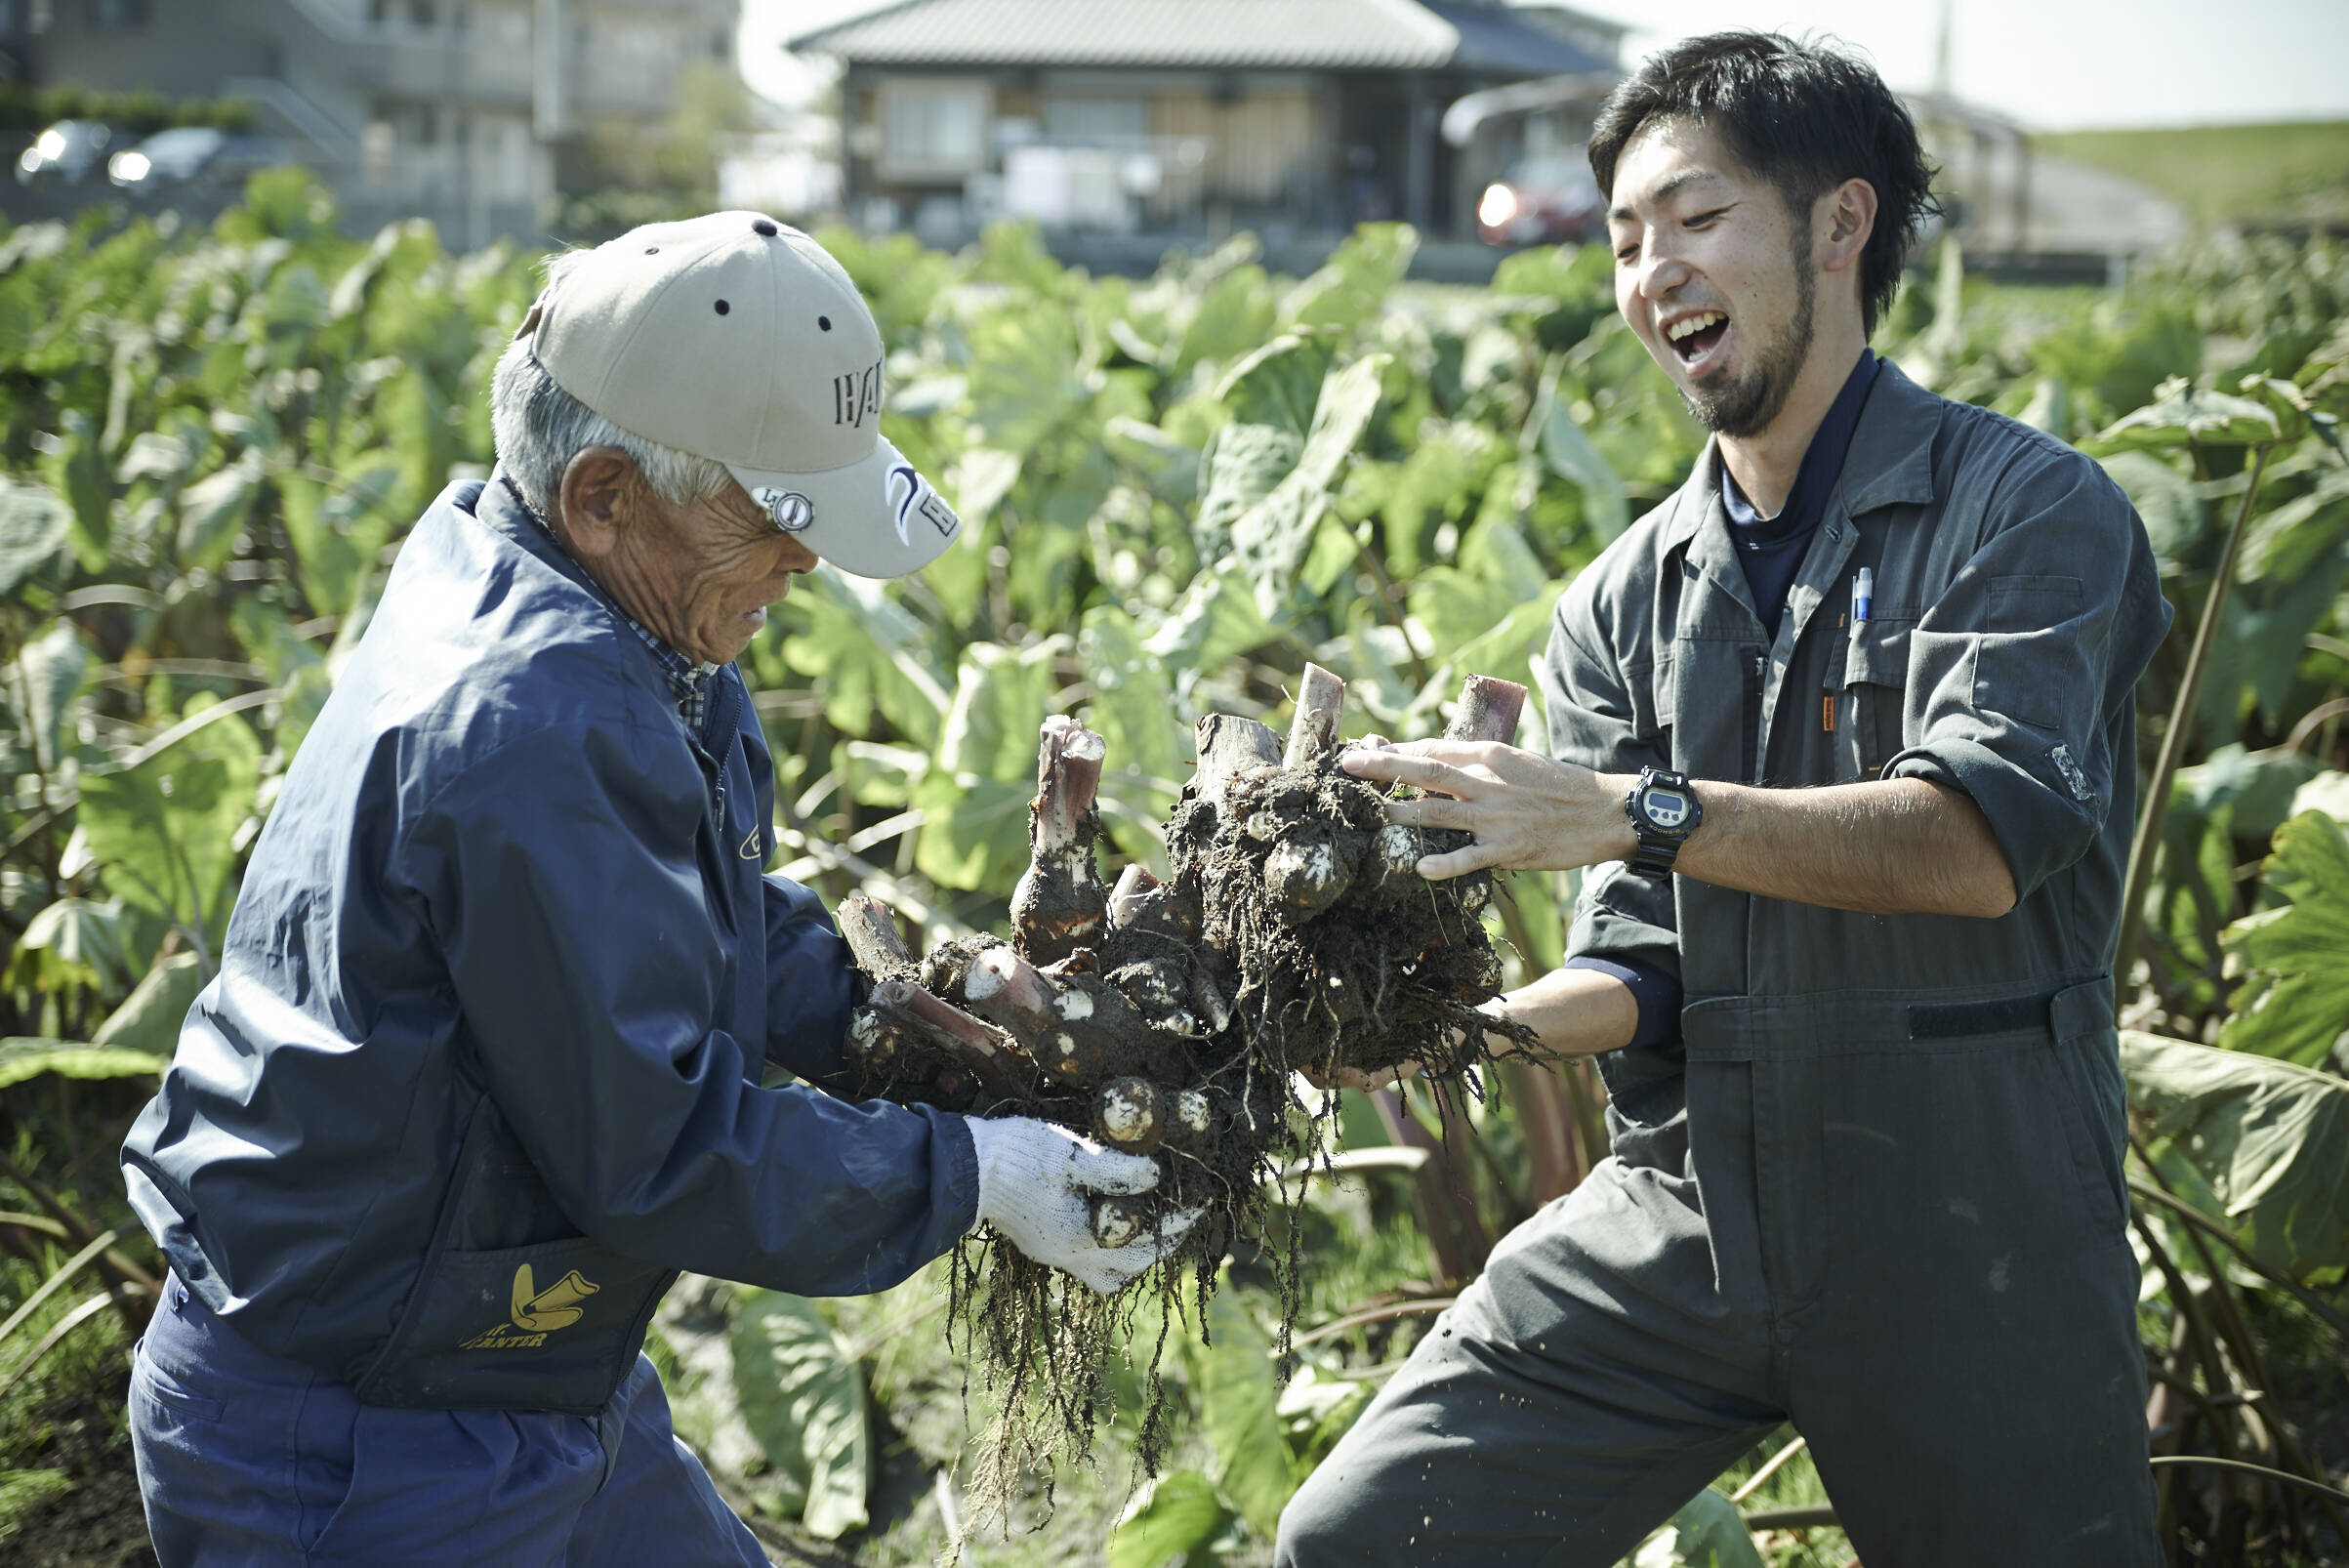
top-left (1284, 663), bottom-right (1347, 767)
top-left (1444, 674), bottom-right (1528, 745)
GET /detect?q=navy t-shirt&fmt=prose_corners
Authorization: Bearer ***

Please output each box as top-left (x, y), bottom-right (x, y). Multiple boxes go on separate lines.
top-left (1564, 350), bottom-right (1880, 1050)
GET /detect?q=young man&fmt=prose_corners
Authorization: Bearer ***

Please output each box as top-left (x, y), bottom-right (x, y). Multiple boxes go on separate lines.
top-left (1281, 35), bottom-right (2168, 1567)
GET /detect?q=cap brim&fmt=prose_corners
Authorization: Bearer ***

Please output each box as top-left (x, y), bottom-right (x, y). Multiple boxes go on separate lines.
top-left (724, 433), bottom-right (962, 580)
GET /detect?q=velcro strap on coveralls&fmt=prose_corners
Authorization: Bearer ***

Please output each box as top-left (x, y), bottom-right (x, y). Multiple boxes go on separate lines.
top-left (1680, 976), bottom-right (2113, 1060)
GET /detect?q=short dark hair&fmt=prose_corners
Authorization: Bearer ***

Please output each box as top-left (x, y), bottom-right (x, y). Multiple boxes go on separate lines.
top-left (1588, 31), bottom-right (1939, 337)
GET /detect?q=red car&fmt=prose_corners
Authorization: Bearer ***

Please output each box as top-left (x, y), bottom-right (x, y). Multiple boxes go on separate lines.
top-left (1476, 154), bottom-right (1605, 246)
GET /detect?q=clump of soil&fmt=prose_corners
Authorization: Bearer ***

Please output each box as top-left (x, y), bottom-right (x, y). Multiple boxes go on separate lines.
top-left (839, 668), bottom-right (1538, 1503)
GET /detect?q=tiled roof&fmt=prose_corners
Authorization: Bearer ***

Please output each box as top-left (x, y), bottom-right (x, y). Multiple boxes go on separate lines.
top-left (789, 0), bottom-right (1612, 76)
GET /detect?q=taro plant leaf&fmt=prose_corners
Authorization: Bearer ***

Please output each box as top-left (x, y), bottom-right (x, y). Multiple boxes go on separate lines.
top-left (176, 452), bottom-right (265, 574)
top-left (6, 897), bottom-right (130, 997)
top-left (40, 409), bottom-right (111, 571)
top-left (915, 638), bottom-right (1064, 890)
top-left (1280, 223), bottom-right (1418, 333)
top-left (1229, 353), bottom-right (1390, 614)
top-left (0, 479), bottom-right (72, 596)
top-left (280, 460), bottom-right (400, 617)
top-left (1535, 359), bottom-right (1630, 544)
top-left (1195, 1286), bottom-right (1299, 1540)
top-left (12, 619), bottom-right (89, 774)
top-left (0, 1038), bottom-right (169, 1091)
top-left (2217, 810), bottom-right (2349, 1068)
top-left (1080, 603), bottom-right (1188, 868)
top-left (2121, 1029), bottom-right (2349, 1284)
top-left (76, 698), bottom-right (263, 944)
top-left (728, 1290), bottom-right (870, 1541)
top-left (91, 952), bottom-right (205, 1055)
top-left (776, 568), bottom-right (949, 748)
top-left (1630, 1488), bottom-right (1767, 1568)
top-left (1195, 421), bottom-right (1302, 560)
top-left (2099, 451), bottom-right (2204, 568)
top-left (2169, 744), bottom-right (2324, 844)
top-left (1216, 333), bottom-right (1337, 439)
top-left (1107, 1467), bottom-right (1232, 1568)
top-left (1142, 563), bottom-right (1280, 675)
top-left (2082, 376), bottom-right (2282, 455)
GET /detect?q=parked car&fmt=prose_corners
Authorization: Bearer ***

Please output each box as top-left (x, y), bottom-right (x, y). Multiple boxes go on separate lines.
top-left (1475, 154), bottom-right (1604, 246)
top-left (107, 127), bottom-right (286, 194)
top-left (16, 120), bottom-right (114, 185)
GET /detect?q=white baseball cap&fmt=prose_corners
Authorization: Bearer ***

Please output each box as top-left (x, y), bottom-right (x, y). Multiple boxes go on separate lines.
top-left (520, 211), bottom-right (960, 580)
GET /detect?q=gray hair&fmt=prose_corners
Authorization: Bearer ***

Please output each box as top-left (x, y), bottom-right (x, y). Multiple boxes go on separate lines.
top-left (489, 249), bottom-right (731, 520)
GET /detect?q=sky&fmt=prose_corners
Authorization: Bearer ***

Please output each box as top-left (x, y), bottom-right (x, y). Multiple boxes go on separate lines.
top-left (741, 0), bottom-right (2349, 132)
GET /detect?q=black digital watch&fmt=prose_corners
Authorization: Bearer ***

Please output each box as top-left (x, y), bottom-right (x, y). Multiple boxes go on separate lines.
top-left (1624, 766), bottom-right (1702, 877)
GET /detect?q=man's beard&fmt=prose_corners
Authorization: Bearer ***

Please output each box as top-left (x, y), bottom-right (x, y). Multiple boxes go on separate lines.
top-left (1680, 241), bottom-right (1817, 438)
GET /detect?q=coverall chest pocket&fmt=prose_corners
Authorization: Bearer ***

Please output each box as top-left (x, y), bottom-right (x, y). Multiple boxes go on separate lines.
top-left (1829, 619), bottom-right (1912, 779)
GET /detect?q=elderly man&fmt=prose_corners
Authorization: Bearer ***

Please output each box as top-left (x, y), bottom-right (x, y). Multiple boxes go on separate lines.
top-left (1282, 34), bottom-right (2168, 1568)
top-left (120, 214), bottom-right (1178, 1566)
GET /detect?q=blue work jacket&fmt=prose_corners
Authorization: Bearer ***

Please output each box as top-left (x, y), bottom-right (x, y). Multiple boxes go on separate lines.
top-left (121, 477), bottom-right (976, 1414)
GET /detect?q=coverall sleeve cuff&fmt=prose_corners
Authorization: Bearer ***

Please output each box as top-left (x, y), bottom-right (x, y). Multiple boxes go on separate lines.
top-left (930, 1108), bottom-right (982, 1238)
top-left (1886, 737), bottom-right (2094, 901)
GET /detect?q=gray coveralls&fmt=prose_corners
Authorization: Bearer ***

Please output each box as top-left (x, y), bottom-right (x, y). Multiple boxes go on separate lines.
top-left (1278, 362), bottom-right (2172, 1567)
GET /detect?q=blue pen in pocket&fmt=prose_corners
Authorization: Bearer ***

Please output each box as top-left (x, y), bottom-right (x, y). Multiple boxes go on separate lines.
top-left (1853, 566), bottom-right (1874, 625)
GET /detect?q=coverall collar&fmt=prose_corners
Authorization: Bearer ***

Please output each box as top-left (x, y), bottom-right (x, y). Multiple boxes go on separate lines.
top-left (1661, 355), bottom-right (1946, 558)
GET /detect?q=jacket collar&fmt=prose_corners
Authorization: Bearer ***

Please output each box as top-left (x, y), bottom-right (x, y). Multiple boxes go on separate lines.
top-left (1659, 352), bottom-right (1943, 554)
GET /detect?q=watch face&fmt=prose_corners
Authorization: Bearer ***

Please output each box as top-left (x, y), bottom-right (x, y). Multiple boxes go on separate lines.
top-left (1641, 786), bottom-right (1692, 831)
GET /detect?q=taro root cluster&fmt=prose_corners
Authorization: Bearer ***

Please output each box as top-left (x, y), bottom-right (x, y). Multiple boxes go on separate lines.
top-left (837, 666), bottom-right (1537, 1479)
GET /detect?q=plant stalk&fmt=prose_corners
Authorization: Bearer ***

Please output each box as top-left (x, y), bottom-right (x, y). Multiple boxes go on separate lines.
top-left (2116, 441), bottom-right (2274, 1011)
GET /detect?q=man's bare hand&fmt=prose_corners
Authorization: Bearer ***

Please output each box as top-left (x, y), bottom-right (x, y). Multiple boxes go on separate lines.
top-left (1341, 739), bottom-right (1634, 880)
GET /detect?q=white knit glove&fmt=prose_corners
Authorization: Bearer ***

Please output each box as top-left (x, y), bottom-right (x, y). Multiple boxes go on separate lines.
top-left (965, 1116), bottom-right (1201, 1294)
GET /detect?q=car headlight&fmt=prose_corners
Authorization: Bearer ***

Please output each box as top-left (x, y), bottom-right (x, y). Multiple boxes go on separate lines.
top-left (34, 130), bottom-right (65, 160)
top-left (1478, 184), bottom-right (1517, 227)
top-left (109, 151), bottom-right (151, 185)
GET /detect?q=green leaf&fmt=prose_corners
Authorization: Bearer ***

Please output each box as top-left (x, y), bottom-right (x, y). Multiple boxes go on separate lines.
top-left (2082, 376), bottom-right (2282, 455)
top-left (1630, 1488), bottom-right (1767, 1568)
top-left (777, 569), bottom-right (949, 748)
top-left (911, 770), bottom-right (1032, 892)
top-left (1196, 422), bottom-right (1302, 559)
top-left (1230, 353), bottom-right (1390, 614)
top-left (77, 698), bottom-right (262, 939)
top-left (1195, 1288), bottom-right (1298, 1539)
top-left (1080, 604), bottom-right (1186, 862)
top-left (0, 480), bottom-right (72, 596)
top-left (0, 1038), bottom-right (167, 1090)
top-left (1216, 334), bottom-right (1336, 438)
top-left (2218, 810), bottom-right (2349, 1069)
top-left (176, 452), bottom-right (264, 574)
top-left (728, 1290), bottom-right (870, 1541)
top-left (1108, 1468), bottom-right (1232, 1568)
top-left (10, 619), bottom-right (89, 774)
top-left (1280, 224), bottom-right (1418, 333)
top-left (1142, 563), bottom-right (1279, 672)
top-left (39, 410), bottom-right (111, 572)
top-left (2099, 451), bottom-right (2204, 568)
top-left (1535, 362), bottom-right (1630, 543)
top-left (6, 898), bottom-right (130, 996)
top-left (2170, 743), bottom-right (2322, 843)
top-left (90, 952), bottom-right (204, 1056)
top-left (2122, 1029), bottom-right (2349, 1284)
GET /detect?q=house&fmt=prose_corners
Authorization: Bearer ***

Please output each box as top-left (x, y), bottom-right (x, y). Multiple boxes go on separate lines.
top-left (787, 0), bottom-right (1623, 251)
top-left (3, 0), bottom-right (738, 245)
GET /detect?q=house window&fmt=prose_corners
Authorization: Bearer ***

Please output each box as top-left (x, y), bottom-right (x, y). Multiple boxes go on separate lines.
top-left (878, 79), bottom-right (990, 181)
top-left (1043, 97), bottom-right (1146, 145)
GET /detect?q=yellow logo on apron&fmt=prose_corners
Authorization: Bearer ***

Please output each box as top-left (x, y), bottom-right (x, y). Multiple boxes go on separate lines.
top-left (460, 1263), bottom-right (599, 1350)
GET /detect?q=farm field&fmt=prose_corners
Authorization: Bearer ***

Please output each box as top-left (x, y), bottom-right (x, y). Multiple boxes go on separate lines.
top-left (2032, 119), bottom-right (2349, 229)
top-left (3, 175), bottom-right (2348, 1566)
